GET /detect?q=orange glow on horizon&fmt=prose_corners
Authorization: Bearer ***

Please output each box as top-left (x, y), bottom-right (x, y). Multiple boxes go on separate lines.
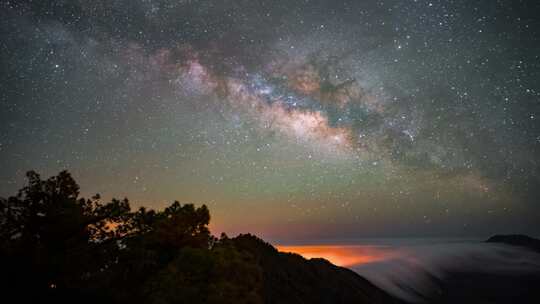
top-left (275, 245), bottom-right (394, 267)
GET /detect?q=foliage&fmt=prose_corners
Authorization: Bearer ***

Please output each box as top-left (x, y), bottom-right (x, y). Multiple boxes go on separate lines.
top-left (0, 171), bottom-right (262, 304)
top-left (0, 170), bottom-right (399, 304)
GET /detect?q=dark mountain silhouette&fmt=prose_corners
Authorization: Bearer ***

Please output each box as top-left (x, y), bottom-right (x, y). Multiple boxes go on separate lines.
top-left (230, 234), bottom-right (403, 304)
top-left (0, 170), bottom-right (402, 304)
top-left (4, 170), bottom-right (539, 304)
top-left (486, 234), bottom-right (540, 252)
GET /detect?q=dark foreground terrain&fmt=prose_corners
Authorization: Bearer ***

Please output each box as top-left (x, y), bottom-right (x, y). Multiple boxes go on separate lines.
top-left (0, 171), bottom-right (401, 304)
top-left (2, 171), bottom-right (539, 304)
top-left (232, 235), bottom-right (403, 304)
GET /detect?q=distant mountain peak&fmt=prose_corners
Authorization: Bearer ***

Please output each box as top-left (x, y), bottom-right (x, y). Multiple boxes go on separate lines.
top-left (486, 234), bottom-right (540, 252)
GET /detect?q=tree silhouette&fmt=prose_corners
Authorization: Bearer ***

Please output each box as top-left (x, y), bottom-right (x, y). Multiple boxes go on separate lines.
top-left (0, 171), bottom-right (133, 301)
top-left (0, 170), bottom-right (262, 304)
top-left (0, 170), bottom-right (399, 304)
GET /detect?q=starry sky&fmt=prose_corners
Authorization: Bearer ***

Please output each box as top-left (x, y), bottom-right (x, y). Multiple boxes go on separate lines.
top-left (1, 0), bottom-right (539, 241)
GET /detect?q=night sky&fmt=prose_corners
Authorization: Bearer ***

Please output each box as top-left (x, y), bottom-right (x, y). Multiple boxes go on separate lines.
top-left (1, 0), bottom-right (539, 241)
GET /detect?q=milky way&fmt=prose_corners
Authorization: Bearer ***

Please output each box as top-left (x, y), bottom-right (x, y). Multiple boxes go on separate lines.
top-left (1, 0), bottom-right (539, 240)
